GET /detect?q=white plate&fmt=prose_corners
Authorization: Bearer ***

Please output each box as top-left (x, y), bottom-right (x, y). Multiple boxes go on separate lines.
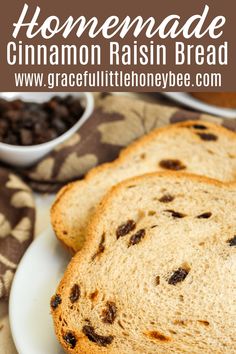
top-left (9, 227), bottom-right (71, 354)
top-left (162, 92), bottom-right (236, 119)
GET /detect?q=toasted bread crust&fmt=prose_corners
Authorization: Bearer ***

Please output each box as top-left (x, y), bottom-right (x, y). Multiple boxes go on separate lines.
top-left (51, 120), bottom-right (236, 252)
top-left (52, 172), bottom-right (236, 354)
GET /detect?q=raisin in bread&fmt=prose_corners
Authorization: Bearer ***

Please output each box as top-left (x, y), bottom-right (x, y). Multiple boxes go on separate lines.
top-left (51, 172), bottom-right (236, 354)
top-left (51, 120), bottom-right (236, 252)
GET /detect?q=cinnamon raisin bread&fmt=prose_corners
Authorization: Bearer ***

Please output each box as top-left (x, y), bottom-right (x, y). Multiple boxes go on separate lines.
top-left (51, 120), bottom-right (236, 252)
top-left (51, 172), bottom-right (236, 354)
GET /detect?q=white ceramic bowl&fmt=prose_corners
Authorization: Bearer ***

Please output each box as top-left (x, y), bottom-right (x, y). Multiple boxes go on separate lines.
top-left (162, 92), bottom-right (236, 119)
top-left (0, 92), bottom-right (94, 167)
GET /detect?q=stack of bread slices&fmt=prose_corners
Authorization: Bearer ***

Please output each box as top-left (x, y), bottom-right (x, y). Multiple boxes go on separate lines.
top-left (50, 120), bottom-right (236, 354)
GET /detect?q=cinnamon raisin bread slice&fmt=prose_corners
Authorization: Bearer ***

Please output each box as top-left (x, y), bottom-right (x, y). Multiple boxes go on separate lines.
top-left (51, 172), bottom-right (236, 354)
top-left (51, 120), bottom-right (236, 252)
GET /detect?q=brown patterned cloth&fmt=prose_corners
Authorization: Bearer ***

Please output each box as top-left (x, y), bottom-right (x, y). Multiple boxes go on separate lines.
top-left (0, 168), bottom-right (35, 299)
top-left (23, 93), bottom-right (236, 192)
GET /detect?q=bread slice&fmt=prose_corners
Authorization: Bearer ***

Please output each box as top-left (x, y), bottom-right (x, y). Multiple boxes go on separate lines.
top-left (51, 120), bottom-right (236, 252)
top-left (51, 172), bottom-right (236, 354)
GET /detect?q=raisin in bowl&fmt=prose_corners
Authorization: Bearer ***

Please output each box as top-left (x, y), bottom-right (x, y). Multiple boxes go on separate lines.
top-left (0, 92), bottom-right (94, 167)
